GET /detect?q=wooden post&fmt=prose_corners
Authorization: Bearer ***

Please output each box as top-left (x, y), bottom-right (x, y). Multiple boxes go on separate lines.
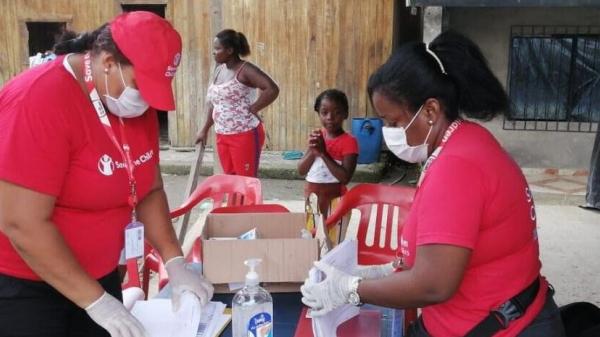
top-left (210, 0), bottom-right (223, 174)
top-left (175, 144), bottom-right (206, 244)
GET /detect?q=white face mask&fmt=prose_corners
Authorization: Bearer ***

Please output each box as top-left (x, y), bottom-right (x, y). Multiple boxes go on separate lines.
top-left (104, 63), bottom-right (149, 118)
top-left (382, 105), bottom-right (433, 163)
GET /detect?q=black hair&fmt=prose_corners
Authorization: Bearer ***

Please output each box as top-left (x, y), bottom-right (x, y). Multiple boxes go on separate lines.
top-left (367, 30), bottom-right (508, 121)
top-left (53, 24), bottom-right (131, 64)
top-left (216, 29), bottom-right (251, 57)
top-left (314, 89), bottom-right (349, 118)
top-left (55, 30), bottom-right (77, 47)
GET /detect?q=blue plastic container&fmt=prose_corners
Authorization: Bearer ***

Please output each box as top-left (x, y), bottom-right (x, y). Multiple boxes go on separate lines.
top-left (352, 117), bottom-right (383, 164)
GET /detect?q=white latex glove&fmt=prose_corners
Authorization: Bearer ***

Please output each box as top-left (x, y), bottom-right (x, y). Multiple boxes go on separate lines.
top-left (85, 291), bottom-right (146, 337)
top-left (352, 262), bottom-right (396, 280)
top-left (165, 256), bottom-right (214, 311)
top-left (300, 260), bottom-right (361, 317)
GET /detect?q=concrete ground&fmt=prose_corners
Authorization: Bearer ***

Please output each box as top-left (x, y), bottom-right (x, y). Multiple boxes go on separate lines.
top-left (159, 148), bottom-right (599, 307)
top-left (159, 147), bottom-right (385, 182)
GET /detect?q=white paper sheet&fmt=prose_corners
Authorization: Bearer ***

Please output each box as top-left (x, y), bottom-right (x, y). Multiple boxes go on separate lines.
top-left (309, 239), bottom-right (360, 337)
top-left (131, 292), bottom-right (201, 337)
top-left (196, 301), bottom-right (226, 337)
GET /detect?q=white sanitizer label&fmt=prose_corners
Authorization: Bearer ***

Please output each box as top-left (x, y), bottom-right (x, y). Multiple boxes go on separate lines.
top-left (247, 312), bottom-right (272, 337)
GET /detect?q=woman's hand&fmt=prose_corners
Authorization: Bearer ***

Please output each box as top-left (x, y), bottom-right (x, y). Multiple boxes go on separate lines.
top-left (237, 63), bottom-right (279, 116)
top-left (195, 129), bottom-right (208, 145)
top-left (249, 104), bottom-right (259, 116)
top-left (301, 261), bottom-right (361, 317)
top-left (85, 292), bottom-right (146, 337)
top-left (165, 256), bottom-right (214, 311)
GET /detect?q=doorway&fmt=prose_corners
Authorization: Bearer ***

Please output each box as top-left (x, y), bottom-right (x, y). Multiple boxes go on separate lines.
top-left (393, 1), bottom-right (422, 50)
top-left (121, 3), bottom-right (170, 148)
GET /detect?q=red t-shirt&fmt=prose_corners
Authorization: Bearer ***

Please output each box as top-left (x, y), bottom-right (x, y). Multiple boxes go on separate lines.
top-left (400, 121), bottom-right (545, 337)
top-left (0, 56), bottom-right (159, 280)
top-left (324, 130), bottom-right (359, 161)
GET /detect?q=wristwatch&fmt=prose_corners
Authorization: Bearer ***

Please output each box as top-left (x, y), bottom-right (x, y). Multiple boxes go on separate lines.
top-left (347, 277), bottom-right (363, 306)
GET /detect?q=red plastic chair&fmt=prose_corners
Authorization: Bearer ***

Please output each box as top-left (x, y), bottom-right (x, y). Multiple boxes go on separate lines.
top-left (142, 176), bottom-right (266, 295)
top-left (325, 183), bottom-right (415, 265)
top-left (122, 259), bottom-right (142, 289)
top-left (169, 174), bottom-right (263, 218)
top-left (325, 183), bottom-right (417, 330)
top-left (210, 203), bottom-right (289, 214)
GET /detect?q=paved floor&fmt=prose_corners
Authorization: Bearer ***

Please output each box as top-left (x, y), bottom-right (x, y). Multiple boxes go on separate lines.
top-left (159, 147), bottom-right (385, 181)
top-left (161, 170), bottom-right (600, 307)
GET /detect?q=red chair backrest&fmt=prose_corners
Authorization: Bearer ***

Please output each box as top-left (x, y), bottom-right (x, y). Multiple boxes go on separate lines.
top-left (210, 204), bottom-right (290, 214)
top-left (139, 175), bottom-right (262, 294)
top-left (122, 259), bottom-right (141, 290)
top-left (170, 174), bottom-right (262, 218)
top-left (325, 183), bottom-right (415, 265)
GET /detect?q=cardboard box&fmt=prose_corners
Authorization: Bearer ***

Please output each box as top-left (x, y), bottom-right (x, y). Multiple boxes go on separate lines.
top-left (201, 212), bottom-right (319, 293)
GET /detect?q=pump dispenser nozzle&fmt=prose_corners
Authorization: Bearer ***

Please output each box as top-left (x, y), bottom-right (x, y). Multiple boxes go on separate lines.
top-left (244, 258), bottom-right (262, 286)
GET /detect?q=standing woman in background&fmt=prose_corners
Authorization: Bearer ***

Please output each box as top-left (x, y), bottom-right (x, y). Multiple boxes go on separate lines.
top-left (196, 29), bottom-right (279, 177)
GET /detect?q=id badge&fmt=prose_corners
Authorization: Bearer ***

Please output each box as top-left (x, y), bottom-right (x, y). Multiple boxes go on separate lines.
top-left (124, 221), bottom-right (144, 260)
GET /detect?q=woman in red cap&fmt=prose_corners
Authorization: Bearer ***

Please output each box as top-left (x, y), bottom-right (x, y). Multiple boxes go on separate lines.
top-left (196, 29), bottom-right (279, 177)
top-left (0, 11), bottom-right (212, 337)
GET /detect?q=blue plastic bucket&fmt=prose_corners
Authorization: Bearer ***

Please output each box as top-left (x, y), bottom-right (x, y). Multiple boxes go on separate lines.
top-left (351, 118), bottom-right (383, 164)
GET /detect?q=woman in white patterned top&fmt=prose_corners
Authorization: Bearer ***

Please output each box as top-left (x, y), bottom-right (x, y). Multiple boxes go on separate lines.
top-left (196, 29), bottom-right (279, 177)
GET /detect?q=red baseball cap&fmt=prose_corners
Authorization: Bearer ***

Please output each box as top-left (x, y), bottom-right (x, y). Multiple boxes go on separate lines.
top-left (110, 11), bottom-right (182, 111)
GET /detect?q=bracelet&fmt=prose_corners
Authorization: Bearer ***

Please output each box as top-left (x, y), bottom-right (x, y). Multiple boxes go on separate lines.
top-left (392, 256), bottom-right (405, 270)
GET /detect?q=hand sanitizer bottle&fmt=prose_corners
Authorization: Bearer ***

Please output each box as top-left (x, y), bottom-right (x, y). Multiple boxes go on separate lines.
top-left (232, 258), bottom-right (274, 337)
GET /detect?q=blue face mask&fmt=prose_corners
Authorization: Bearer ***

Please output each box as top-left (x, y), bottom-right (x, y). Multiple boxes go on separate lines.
top-left (104, 63), bottom-right (149, 118)
top-left (382, 105), bottom-right (432, 163)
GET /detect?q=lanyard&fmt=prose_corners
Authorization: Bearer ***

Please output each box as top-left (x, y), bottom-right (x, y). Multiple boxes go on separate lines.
top-left (417, 119), bottom-right (463, 187)
top-left (83, 53), bottom-right (138, 221)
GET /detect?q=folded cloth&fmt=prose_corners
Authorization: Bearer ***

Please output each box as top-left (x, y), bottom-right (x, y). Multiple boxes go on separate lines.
top-left (283, 150), bottom-right (303, 160)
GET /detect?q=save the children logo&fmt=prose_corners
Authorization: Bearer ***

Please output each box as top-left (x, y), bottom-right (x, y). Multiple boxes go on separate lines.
top-left (97, 150), bottom-right (154, 176)
top-left (525, 186), bottom-right (536, 222)
top-left (98, 154), bottom-right (115, 176)
top-left (525, 186), bottom-right (538, 241)
top-left (165, 53), bottom-right (181, 77)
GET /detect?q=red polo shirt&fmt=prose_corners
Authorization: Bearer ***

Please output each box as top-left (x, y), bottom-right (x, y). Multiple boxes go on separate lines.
top-left (0, 56), bottom-right (159, 280)
top-left (400, 121), bottom-right (545, 337)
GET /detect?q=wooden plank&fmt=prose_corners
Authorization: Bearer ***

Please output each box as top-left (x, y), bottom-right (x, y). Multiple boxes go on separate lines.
top-left (171, 0), bottom-right (213, 148)
top-left (120, 0), bottom-right (169, 4)
top-left (209, 0), bottom-right (223, 173)
top-left (0, 0), bottom-right (395, 152)
top-left (0, 0), bottom-right (118, 87)
top-left (174, 144), bottom-right (206, 244)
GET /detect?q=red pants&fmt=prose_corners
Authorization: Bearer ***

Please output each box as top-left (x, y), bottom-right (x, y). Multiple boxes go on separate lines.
top-left (216, 124), bottom-right (265, 177)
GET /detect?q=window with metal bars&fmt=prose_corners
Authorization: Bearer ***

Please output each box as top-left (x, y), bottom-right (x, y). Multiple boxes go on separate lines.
top-left (505, 25), bottom-right (600, 133)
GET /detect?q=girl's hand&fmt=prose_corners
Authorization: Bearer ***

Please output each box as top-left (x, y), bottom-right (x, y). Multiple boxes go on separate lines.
top-left (309, 129), bottom-right (326, 155)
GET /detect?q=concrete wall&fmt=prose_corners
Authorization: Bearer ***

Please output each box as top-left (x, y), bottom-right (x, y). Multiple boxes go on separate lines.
top-left (446, 7), bottom-right (599, 169)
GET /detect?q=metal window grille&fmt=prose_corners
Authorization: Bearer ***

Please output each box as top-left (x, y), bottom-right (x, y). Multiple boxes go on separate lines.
top-left (505, 25), bottom-right (600, 133)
